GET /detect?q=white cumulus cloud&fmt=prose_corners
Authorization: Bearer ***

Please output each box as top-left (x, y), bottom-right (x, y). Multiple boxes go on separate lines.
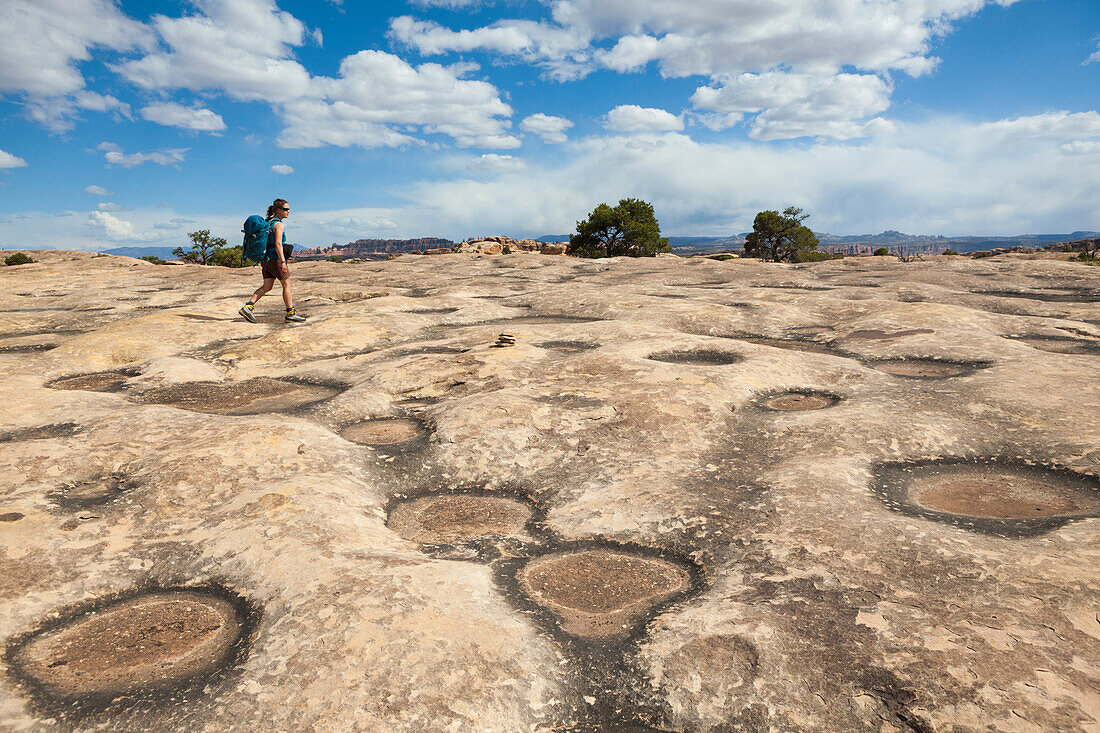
top-left (0, 150), bottom-right (28, 170)
top-left (278, 51), bottom-right (517, 149)
top-left (271, 164), bottom-right (294, 174)
top-left (140, 102), bottom-right (227, 133)
top-left (98, 142), bottom-right (187, 169)
top-left (520, 113), bottom-right (573, 143)
top-left (0, 0), bottom-right (150, 130)
top-left (604, 105), bottom-right (683, 133)
top-left (84, 184), bottom-right (111, 195)
top-left (85, 210), bottom-right (157, 242)
top-left (691, 71), bottom-right (894, 140)
top-left (466, 154), bottom-right (526, 173)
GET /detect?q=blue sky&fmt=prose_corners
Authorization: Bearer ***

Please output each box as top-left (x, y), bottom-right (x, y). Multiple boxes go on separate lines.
top-left (0, 0), bottom-right (1098, 251)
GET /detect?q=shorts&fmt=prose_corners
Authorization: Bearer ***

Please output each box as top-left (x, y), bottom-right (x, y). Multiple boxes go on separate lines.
top-left (260, 244), bottom-right (293, 280)
top-left (261, 257), bottom-right (288, 280)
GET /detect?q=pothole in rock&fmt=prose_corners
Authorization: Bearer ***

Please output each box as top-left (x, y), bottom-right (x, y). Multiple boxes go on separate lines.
top-left (0, 338), bottom-right (62, 354)
top-left (977, 289), bottom-right (1100, 303)
top-left (5, 587), bottom-right (258, 710)
top-left (648, 349), bottom-right (743, 366)
top-left (840, 328), bottom-right (935, 341)
top-left (406, 307), bottom-right (460, 315)
top-left (538, 340), bottom-right (599, 353)
top-left (132, 378), bottom-right (341, 415)
top-left (340, 417), bottom-right (430, 450)
top-left (688, 331), bottom-right (847, 358)
top-left (0, 512), bottom-right (25, 522)
top-left (759, 390), bottom-right (841, 411)
top-left (386, 491), bottom-right (535, 545)
top-left (872, 459), bottom-right (1100, 537)
top-left (511, 546), bottom-right (699, 642)
top-left (536, 393), bottom-right (603, 408)
top-left (1007, 335), bottom-right (1100, 355)
top-left (0, 423), bottom-right (82, 443)
top-left (46, 369), bottom-right (139, 393)
top-left (869, 358), bottom-right (991, 379)
top-left (51, 474), bottom-right (135, 509)
top-left (492, 315), bottom-right (605, 325)
top-left (391, 345), bottom-right (469, 357)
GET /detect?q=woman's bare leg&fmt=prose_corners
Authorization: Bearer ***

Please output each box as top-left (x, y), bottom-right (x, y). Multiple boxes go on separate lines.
top-left (280, 277), bottom-right (293, 309)
top-left (250, 278), bottom-right (275, 304)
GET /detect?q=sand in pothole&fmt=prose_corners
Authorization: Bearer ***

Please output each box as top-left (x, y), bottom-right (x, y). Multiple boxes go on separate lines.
top-left (47, 370), bottom-right (137, 393)
top-left (134, 378), bottom-right (339, 415)
top-left (341, 418), bottom-right (428, 446)
top-left (1008, 336), bottom-right (1100, 355)
top-left (8, 590), bottom-right (244, 702)
top-left (762, 391), bottom-right (840, 411)
top-left (387, 493), bottom-right (533, 544)
top-left (517, 549), bottom-right (691, 640)
top-left (907, 466), bottom-right (1100, 519)
top-left (870, 358), bottom-right (987, 378)
top-left (51, 474), bottom-right (132, 509)
top-left (0, 423), bottom-right (81, 442)
top-left (538, 340), bottom-right (598, 353)
top-left (648, 349), bottom-right (743, 366)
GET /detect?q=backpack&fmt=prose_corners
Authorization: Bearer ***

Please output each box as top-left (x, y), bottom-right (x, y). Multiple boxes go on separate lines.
top-left (241, 215), bottom-right (274, 264)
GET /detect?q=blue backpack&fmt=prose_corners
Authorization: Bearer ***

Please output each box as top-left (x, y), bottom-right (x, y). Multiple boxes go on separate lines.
top-left (241, 215), bottom-right (274, 264)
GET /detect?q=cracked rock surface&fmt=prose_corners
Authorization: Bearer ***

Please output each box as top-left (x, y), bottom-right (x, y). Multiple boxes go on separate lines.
top-left (1, 250), bottom-right (1099, 731)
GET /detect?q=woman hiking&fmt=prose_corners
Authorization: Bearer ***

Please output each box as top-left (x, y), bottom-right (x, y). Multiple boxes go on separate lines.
top-left (239, 198), bottom-right (307, 323)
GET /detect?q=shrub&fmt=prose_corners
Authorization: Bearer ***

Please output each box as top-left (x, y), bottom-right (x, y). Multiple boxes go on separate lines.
top-left (140, 255), bottom-right (166, 265)
top-left (942, 248), bottom-right (959, 256)
top-left (971, 251), bottom-right (993, 259)
top-left (569, 198), bottom-right (670, 258)
top-left (744, 207), bottom-right (820, 262)
top-left (174, 229), bottom-right (228, 265)
top-left (207, 245), bottom-right (253, 268)
top-left (712, 254), bottom-right (735, 261)
top-left (502, 245), bottom-right (512, 254)
top-left (327, 255), bottom-right (344, 263)
top-left (4, 252), bottom-right (35, 266)
top-left (1078, 251), bottom-right (1099, 266)
top-left (794, 250), bottom-right (843, 262)
top-left (873, 247), bottom-right (890, 256)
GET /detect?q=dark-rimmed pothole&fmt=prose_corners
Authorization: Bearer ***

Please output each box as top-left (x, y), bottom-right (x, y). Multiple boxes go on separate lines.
top-left (50, 473), bottom-right (135, 509)
top-left (0, 423), bottom-right (82, 443)
top-left (976, 289), bottom-right (1100, 303)
top-left (386, 490), bottom-right (536, 545)
top-left (648, 349), bottom-right (743, 366)
top-left (538, 340), bottom-right (599, 353)
top-left (0, 512), bottom-right (24, 522)
top-left (840, 328), bottom-right (934, 341)
top-left (46, 369), bottom-right (140, 393)
top-left (868, 358), bottom-right (991, 379)
top-left (0, 338), bottom-right (62, 354)
top-left (340, 417), bottom-right (430, 450)
top-left (406, 307), bottom-right (460, 315)
top-left (872, 458), bottom-right (1100, 537)
top-left (4, 586), bottom-right (260, 713)
top-left (507, 544), bottom-right (702, 642)
top-left (132, 378), bottom-right (341, 415)
top-left (1006, 335), bottom-right (1100, 355)
top-left (759, 390), bottom-right (842, 411)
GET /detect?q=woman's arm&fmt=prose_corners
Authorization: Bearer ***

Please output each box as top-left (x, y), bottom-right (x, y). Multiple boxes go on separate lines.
top-left (272, 221), bottom-right (289, 277)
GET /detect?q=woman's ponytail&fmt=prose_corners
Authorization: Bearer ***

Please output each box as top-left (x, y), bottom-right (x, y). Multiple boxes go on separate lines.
top-left (266, 198), bottom-right (288, 220)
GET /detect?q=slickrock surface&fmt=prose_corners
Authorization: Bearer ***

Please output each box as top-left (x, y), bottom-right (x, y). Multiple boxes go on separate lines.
top-left (1, 250), bottom-right (1099, 732)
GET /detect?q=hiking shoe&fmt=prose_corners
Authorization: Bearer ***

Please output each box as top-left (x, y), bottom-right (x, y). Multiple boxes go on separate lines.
top-left (285, 310), bottom-right (307, 323)
top-left (239, 304), bottom-right (257, 323)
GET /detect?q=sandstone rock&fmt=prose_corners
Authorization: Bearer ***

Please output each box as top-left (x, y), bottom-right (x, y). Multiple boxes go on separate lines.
top-left (540, 243), bottom-right (567, 255)
top-left (1, 249), bottom-right (1098, 732)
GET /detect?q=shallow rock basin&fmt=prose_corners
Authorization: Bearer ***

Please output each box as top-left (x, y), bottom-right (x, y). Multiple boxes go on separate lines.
top-left (133, 378), bottom-right (340, 415)
top-left (387, 493), bottom-right (533, 544)
top-left (8, 590), bottom-right (245, 701)
top-left (516, 548), bottom-right (692, 641)
top-left (341, 417), bottom-right (429, 447)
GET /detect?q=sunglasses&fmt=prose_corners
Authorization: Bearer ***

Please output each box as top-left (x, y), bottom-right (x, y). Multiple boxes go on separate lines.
top-left (280, 207), bottom-right (290, 212)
